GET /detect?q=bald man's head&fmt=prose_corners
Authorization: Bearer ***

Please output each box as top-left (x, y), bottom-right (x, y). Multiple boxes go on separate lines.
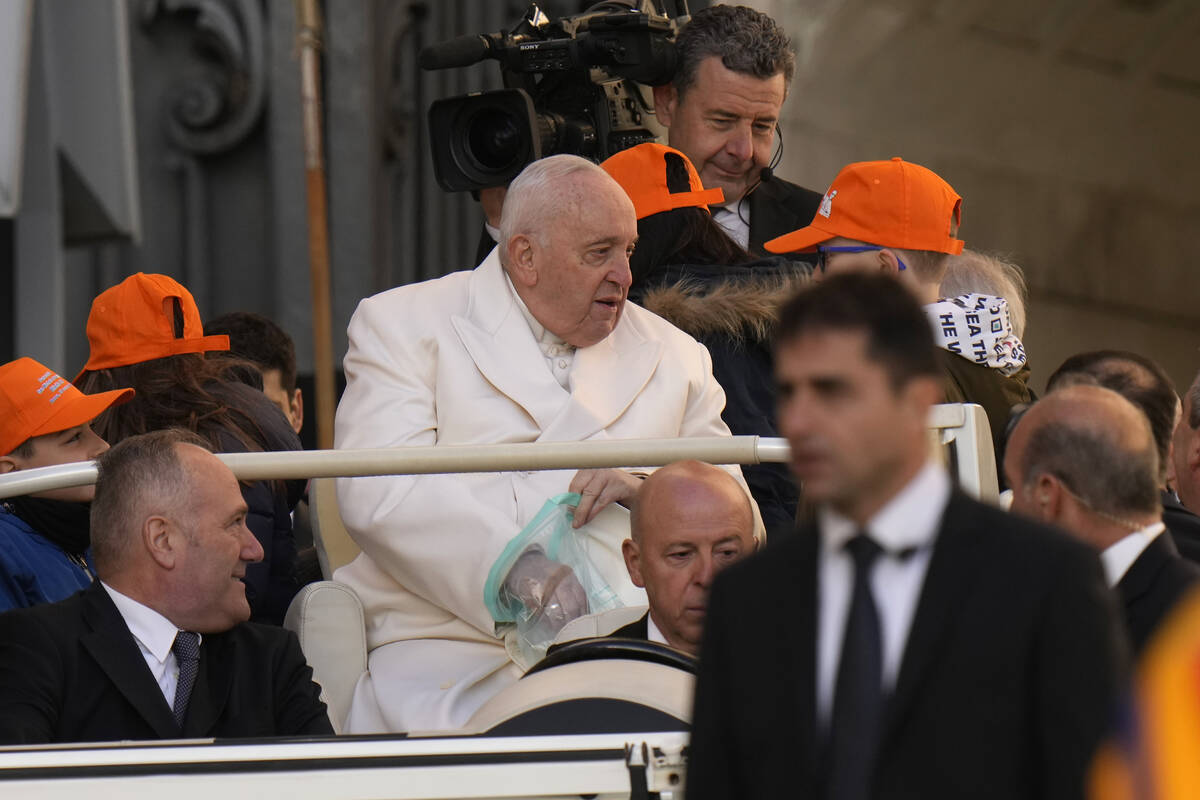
top-left (1046, 350), bottom-right (1177, 486)
top-left (1005, 385), bottom-right (1161, 546)
top-left (623, 461), bottom-right (756, 655)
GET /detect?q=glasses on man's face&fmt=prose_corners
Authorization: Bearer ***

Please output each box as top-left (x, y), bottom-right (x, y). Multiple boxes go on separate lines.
top-left (814, 245), bottom-right (907, 273)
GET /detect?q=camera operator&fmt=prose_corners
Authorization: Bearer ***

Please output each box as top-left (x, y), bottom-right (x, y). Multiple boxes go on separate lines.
top-left (651, 5), bottom-right (823, 255)
top-left (472, 5), bottom-right (822, 263)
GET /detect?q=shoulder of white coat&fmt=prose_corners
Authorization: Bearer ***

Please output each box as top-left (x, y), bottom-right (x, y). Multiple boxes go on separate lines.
top-left (349, 269), bottom-right (474, 335)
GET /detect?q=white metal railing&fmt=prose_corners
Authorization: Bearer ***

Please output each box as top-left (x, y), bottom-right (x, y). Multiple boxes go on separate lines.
top-left (0, 731), bottom-right (688, 799)
top-left (0, 403), bottom-right (998, 502)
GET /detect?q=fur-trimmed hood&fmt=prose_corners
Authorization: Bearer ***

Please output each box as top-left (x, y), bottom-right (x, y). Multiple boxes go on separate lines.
top-left (636, 265), bottom-right (809, 345)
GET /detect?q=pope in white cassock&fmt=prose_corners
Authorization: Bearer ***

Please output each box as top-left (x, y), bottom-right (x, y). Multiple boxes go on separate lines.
top-left (333, 154), bottom-right (750, 733)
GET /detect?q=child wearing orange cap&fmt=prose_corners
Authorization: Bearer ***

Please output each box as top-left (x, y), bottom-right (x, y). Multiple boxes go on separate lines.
top-left (765, 157), bottom-right (1032, 459)
top-left (0, 358), bottom-right (133, 610)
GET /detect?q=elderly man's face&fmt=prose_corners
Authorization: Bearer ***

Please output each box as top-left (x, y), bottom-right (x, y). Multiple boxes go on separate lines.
top-left (520, 172), bottom-right (637, 348)
top-left (169, 445), bottom-right (264, 633)
top-left (656, 57), bottom-right (786, 206)
top-left (623, 474), bottom-right (754, 654)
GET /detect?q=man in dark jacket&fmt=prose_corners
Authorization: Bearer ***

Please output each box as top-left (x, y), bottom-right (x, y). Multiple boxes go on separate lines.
top-left (689, 273), bottom-right (1125, 800)
top-left (1047, 350), bottom-right (1200, 565)
top-left (0, 429), bottom-right (332, 744)
top-left (652, 5), bottom-right (823, 255)
top-left (1006, 384), bottom-right (1200, 657)
top-left (0, 357), bottom-right (133, 611)
top-left (1170, 368), bottom-right (1200, 561)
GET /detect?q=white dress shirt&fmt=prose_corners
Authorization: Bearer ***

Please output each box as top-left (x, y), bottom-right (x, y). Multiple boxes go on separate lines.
top-left (710, 205), bottom-right (751, 251)
top-left (1100, 522), bottom-right (1166, 587)
top-left (101, 582), bottom-right (200, 708)
top-left (646, 613), bottom-right (669, 647)
top-left (505, 273), bottom-right (576, 390)
top-left (816, 460), bottom-right (951, 726)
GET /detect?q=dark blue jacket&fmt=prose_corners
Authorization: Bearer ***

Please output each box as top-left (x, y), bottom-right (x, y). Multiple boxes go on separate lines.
top-left (0, 507), bottom-right (93, 612)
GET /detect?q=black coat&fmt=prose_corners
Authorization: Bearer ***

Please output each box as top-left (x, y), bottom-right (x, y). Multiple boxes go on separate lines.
top-left (746, 175), bottom-right (824, 256)
top-left (1116, 532), bottom-right (1200, 657)
top-left (634, 260), bottom-right (808, 539)
top-left (1163, 490), bottom-right (1200, 566)
top-left (688, 490), bottom-right (1128, 800)
top-left (0, 583), bottom-right (332, 744)
top-left (210, 381), bottom-right (306, 625)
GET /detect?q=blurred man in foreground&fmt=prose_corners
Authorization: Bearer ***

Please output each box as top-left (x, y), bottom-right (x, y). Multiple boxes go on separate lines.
top-left (689, 272), bottom-right (1126, 800)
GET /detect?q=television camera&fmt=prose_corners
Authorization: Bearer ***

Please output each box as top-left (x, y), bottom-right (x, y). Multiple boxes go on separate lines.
top-left (420, 1), bottom-right (689, 193)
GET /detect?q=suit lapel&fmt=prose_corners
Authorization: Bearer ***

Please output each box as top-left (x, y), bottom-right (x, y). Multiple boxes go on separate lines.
top-left (80, 585), bottom-right (180, 738)
top-left (182, 632), bottom-right (233, 737)
top-left (748, 181), bottom-right (805, 254)
top-left (538, 322), bottom-right (663, 443)
top-left (787, 527), bottom-right (821, 778)
top-left (881, 492), bottom-right (982, 743)
top-left (451, 253), bottom-right (569, 432)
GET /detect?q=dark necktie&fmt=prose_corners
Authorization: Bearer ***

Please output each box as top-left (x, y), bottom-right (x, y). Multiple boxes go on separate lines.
top-left (172, 630), bottom-right (201, 728)
top-left (826, 533), bottom-right (884, 800)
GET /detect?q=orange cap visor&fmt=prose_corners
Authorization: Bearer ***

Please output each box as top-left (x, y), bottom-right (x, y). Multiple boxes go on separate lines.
top-left (0, 358), bottom-right (134, 456)
top-left (765, 157), bottom-right (965, 256)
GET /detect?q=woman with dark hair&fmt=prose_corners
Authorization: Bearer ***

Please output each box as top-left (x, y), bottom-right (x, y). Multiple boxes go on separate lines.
top-left (602, 144), bottom-right (809, 538)
top-left (75, 273), bottom-right (304, 625)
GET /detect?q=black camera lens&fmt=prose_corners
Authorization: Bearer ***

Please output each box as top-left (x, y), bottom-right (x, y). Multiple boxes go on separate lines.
top-left (465, 109), bottom-right (524, 171)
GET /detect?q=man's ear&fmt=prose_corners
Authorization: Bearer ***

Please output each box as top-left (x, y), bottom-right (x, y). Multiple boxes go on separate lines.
top-left (144, 516), bottom-right (178, 570)
top-left (1188, 428), bottom-right (1200, 472)
top-left (879, 249), bottom-right (904, 274)
top-left (0, 456), bottom-right (18, 475)
top-left (622, 538), bottom-right (645, 588)
top-left (288, 388), bottom-right (304, 435)
top-left (506, 233), bottom-right (539, 288)
top-left (652, 84), bottom-right (678, 128)
top-left (1034, 473), bottom-right (1065, 522)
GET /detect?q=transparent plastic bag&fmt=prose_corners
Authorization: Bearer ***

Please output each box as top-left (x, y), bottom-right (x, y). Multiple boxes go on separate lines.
top-left (485, 492), bottom-right (625, 669)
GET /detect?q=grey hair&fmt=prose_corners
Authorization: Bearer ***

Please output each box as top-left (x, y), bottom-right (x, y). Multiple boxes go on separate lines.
top-left (939, 249), bottom-right (1028, 338)
top-left (1018, 413), bottom-right (1160, 518)
top-left (672, 5), bottom-right (795, 97)
top-left (1188, 370), bottom-right (1200, 430)
top-left (498, 154), bottom-right (610, 259)
top-left (90, 428), bottom-right (209, 575)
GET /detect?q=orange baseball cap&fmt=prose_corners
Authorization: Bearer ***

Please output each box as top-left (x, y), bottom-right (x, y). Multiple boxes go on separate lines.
top-left (0, 358), bottom-right (134, 456)
top-left (76, 273), bottom-right (230, 381)
top-left (765, 157), bottom-right (965, 255)
top-left (600, 143), bottom-right (725, 220)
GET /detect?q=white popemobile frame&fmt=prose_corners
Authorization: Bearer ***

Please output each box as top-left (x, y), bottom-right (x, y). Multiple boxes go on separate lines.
top-left (0, 404), bottom-right (996, 798)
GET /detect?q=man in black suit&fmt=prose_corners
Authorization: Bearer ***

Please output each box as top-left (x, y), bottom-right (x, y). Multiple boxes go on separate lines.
top-left (1170, 369), bottom-right (1200, 557)
top-left (0, 429), bottom-right (332, 744)
top-left (688, 273), bottom-right (1127, 800)
top-left (651, 5), bottom-right (822, 256)
top-left (1005, 383), bottom-right (1200, 658)
top-left (1046, 350), bottom-right (1200, 564)
top-left (615, 460), bottom-right (757, 655)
